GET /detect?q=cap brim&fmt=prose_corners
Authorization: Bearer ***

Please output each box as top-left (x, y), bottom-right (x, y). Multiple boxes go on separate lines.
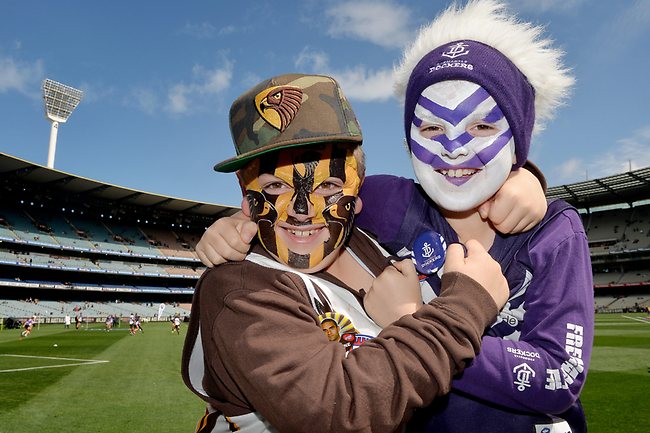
top-left (213, 136), bottom-right (362, 173)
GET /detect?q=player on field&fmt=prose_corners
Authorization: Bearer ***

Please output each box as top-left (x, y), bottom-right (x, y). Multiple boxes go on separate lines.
top-left (20, 316), bottom-right (35, 338)
top-left (171, 314), bottom-right (182, 334)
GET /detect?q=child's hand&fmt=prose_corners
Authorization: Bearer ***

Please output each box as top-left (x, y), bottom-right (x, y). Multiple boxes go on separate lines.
top-left (444, 240), bottom-right (508, 309)
top-left (479, 168), bottom-right (546, 234)
top-left (195, 211), bottom-right (257, 267)
top-left (363, 259), bottom-right (423, 328)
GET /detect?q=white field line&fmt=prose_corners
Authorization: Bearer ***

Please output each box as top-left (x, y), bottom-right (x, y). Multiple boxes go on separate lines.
top-left (621, 315), bottom-right (650, 324)
top-left (0, 354), bottom-right (109, 373)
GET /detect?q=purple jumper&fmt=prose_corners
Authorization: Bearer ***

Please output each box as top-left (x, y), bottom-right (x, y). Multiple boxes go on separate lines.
top-left (357, 174), bottom-right (594, 433)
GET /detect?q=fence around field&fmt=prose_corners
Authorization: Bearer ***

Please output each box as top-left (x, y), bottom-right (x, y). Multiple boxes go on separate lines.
top-left (0, 299), bottom-right (190, 329)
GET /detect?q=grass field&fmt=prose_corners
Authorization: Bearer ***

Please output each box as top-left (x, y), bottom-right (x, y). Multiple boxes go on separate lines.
top-left (1, 313), bottom-right (648, 433)
top-left (580, 313), bottom-right (650, 433)
top-left (0, 321), bottom-right (203, 433)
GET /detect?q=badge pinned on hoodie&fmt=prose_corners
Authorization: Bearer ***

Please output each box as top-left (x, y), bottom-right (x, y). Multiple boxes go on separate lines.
top-left (412, 230), bottom-right (446, 274)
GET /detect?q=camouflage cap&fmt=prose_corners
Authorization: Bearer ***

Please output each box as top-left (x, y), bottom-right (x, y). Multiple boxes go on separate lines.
top-left (214, 73), bottom-right (363, 173)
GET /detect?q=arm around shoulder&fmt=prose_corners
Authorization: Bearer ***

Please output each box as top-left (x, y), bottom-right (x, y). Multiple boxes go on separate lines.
top-left (192, 261), bottom-right (501, 433)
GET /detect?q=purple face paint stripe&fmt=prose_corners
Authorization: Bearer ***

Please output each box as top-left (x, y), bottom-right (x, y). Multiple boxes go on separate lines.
top-left (410, 137), bottom-right (482, 167)
top-left (412, 116), bottom-right (476, 152)
top-left (483, 104), bottom-right (505, 124)
top-left (416, 86), bottom-right (491, 127)
top-left (430, 130), bottom-right (475, 153)
top-left (410, 129), bottom-right (513, 169)
top-left (474, 130), bottom-right (513, 165)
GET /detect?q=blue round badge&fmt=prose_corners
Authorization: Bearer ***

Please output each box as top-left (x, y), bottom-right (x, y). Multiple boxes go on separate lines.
top-left (412, 231), bottom-right (446, 274)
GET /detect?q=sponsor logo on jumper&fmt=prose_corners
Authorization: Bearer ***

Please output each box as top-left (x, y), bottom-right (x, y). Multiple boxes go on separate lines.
top-left (534, 420), bottom-right (572, 433)
top-left (545, 322), bottom-right (585, 391)
top-left (495, 270), bottom-right (531, 332)
top-left (442, 42), bottom-right (470, 59)
top-left (501, 312), bottom-right (519, 327)
top-left (507, 346), bottom-right (540, 361)
top-left (513, 362), bottom-right (535, 392)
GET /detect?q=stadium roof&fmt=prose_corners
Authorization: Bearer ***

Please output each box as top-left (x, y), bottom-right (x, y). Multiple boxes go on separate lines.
top-left (0, 152), bottom-right (238, 218)
top-left (2, 151), bottom-right (648, 215)
top-left (546, 167), bottom-right (650, 209)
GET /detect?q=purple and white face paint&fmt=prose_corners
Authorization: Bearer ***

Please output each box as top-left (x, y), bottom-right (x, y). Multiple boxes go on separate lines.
top-left (409, 80), bottom-right (515, 212)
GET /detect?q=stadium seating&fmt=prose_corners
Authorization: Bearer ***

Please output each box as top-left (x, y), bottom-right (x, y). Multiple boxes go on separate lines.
top-left (139, 226), bottom-right (199, 260)
top-left (583, 204), bottom-right (650, 255)
top-left (1, 153), bottom-right (648, 320)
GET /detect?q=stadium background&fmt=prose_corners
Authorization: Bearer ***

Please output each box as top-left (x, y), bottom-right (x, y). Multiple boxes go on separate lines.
top-left (1, 151), bottom-right (648, 322)
top-left (0, 151), bottom-right (648, 432)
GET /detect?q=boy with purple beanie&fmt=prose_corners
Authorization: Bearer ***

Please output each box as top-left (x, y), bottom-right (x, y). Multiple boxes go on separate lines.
top-left (358, 1), bottom-right (594, 432)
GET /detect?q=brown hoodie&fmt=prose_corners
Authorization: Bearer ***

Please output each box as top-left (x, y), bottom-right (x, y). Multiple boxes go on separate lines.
top-left (182, 228), bottom-right (497, 433)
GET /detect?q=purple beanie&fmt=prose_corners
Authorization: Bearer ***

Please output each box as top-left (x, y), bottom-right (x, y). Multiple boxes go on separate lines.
top-left (404, 40), bottom-right (535, 169)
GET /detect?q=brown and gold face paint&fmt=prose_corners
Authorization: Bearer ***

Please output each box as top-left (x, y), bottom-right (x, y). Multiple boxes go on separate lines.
top-left (240, 143), bottom-right (362, 270)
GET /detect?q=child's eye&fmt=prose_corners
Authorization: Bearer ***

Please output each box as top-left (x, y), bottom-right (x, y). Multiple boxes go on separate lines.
top-left (262, 181), bottom-right (291, 195)
top-left (468, 122), bottom-right (499, 137)
top-left (314, 179), bottom-right (343, 196)
top-left (318, 182), bottom-right (337, 191)
top-left (418, 124), bottom-right (444, 139)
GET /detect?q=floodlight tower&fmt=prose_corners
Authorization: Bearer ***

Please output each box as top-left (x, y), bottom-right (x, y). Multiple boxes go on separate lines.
top-left (42, 79), bottom-right (83, 168)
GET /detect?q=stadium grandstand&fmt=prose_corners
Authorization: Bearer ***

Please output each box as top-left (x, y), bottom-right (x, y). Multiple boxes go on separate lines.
top-left (0, 152), bottom-right (237, 328)
top-left (547, 167), bottom-right (650, 313)
top-left (1, 151), bottom-right (649, 328)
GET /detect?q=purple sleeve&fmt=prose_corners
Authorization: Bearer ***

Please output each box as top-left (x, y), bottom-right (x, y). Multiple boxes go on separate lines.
top-left (452, 210), bottom-right (594, 414)
top-left (356, 175), bottom-right (417, 245)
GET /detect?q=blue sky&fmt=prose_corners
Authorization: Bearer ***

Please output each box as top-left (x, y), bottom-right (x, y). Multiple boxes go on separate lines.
top-left (1, 0), bottom-right (649, 208)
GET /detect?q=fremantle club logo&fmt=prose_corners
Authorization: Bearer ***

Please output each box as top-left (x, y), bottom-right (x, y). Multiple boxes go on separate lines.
top-left (442, 42), bottom-right (470, 59)
top-left (412, 231), bottom-right (446, 274)
top-left (429, 42), bottom-right (474, 74)
top-left (513, 362), bottom-right (535, 392)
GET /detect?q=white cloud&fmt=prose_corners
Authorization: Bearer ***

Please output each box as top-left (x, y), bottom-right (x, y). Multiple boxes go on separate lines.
top-left (589, 126), bottom-right (650, 174)
top-left (556, 158), bottom-right (585, 181)
top-left (554, 126), bottom-right (650, 182)
top-left (295, 49), bottom-right (330, 72)
top-left (333, 67), bottom-right (395, 102)
top-left (294, 47), bottom-right (395, 102)
top-left (165, 60), bottom-right (234, 114)
top-left (325, 0), bottom-right (412, 49)
top-left (167, 84), bottom-right (190, 114)
top-left (0, 56), bottom-right (44, 98)
top-left (130, 87), bottom-right (159, 115)
top-left (194, 63), bottom-right (232, 94)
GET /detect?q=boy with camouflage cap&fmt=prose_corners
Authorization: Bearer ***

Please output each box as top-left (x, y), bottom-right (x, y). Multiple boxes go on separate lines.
top-left (181, 73), bottom-right (510, 433)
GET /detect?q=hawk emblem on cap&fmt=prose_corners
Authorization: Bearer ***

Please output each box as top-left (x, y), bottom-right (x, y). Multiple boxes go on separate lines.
top-left (254, 85), bottom-right (303, 131)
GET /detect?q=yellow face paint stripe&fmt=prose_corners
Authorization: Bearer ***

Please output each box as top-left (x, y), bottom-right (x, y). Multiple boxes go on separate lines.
top-left (309, 243), bottom-right (325, 268)
top-left (239, 144), bottom-right (362, 269)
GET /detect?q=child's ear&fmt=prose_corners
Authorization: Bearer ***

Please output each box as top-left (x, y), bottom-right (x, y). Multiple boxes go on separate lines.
top-left (354, 196), bottom-right (363, 215)
top-left (237, 170), bottom-right (252, 217)
top-left (236, 171), bottom-right (248, 197)
top-left (241, 197), bottom-right (251, 217)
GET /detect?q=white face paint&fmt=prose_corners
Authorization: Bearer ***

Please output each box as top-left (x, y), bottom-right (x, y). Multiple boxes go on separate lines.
top-left (408, 80), bottom-right (516, 212)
